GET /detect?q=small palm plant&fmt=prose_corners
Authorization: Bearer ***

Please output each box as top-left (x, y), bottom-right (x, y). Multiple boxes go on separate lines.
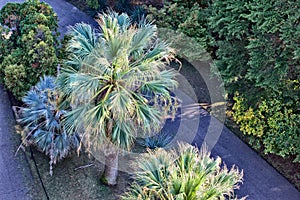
top-left (121, 142), bottom-right (244, 200)
top-left (57, 11), bottom-right (179, 185)
top-left (139, 131), bottom-right (174, 149)
top-left (18, 76), bottom-right (80, 174)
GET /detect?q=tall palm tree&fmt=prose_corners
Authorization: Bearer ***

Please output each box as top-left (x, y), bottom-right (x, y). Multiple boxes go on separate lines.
top-left (57, 11), bottom-right (178, 185)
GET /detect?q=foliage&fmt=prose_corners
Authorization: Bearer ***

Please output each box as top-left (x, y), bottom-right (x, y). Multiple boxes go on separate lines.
top-left (232, 93), bottom-right (300, 162)
top-left (146, 0), bottom-right (211, 49)
top-left (85, 0), bottom-right (107, 10)
top-left (58, 11), bottom-right (178, 151)
top-left (147, 0), bottom-right (300, 161)
top-left (209, 0), bottom-right (300, 160)
top-left (0, 0), bottom-right (59, 99)
top-left (83, 0), bottom-right (146, 21)
top-left (57, 11), bottom-right (179, 183)
top-left (19, 76), bottom-right (80, 174)
top-left (4, 64), bottom-right (27, 97)
top-left (121, 142), bottom-right (244, 200)
top-left (139, 131), bottom-right (174, 149)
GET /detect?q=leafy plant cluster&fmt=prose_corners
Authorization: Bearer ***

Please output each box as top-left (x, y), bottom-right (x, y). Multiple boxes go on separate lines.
top-left (0, 0), bottom-right (59, 99)
top-left (147, 0), bottom-right (211, 50)
top-left (139, 130), bottom-right (174, 149)
top-left (19, 76), bottom-right (80, 174)
top-left (53, 11), bottom-right (243, 193)
top-left (147, 0), bottom-right (300, 161)
top-left (210, 0), bottom-right (300, 162)
top-left (122, 143), bottom-right (244, 200)
top-left (83, 0), bottom-right (146, 21)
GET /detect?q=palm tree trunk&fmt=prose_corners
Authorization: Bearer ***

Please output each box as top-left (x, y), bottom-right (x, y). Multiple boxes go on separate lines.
top-left (101, 152), bottom-right (119, 186)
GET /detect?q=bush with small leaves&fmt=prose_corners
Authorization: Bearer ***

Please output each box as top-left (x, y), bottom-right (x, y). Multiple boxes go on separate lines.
top-left (0, 0), bottom-right (59, 99)
top-left (209, 0), bottom-right (300, 161)
top-left (4, 64), bottom-right (28, 98)
top-left (232, 93), bottom-right (300, 162)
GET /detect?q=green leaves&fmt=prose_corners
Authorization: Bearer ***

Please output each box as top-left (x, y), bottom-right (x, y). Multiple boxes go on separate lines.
top-left (0, 0), bottom-right (59, 99)
top-left (233, 93), bottom-right (300, 161)
top-left (209, 0), bottom-right (300, 160)
top-left (58, 11), bottom-right (178, 153)
top-left (122, 143), bottom-right (244, 200)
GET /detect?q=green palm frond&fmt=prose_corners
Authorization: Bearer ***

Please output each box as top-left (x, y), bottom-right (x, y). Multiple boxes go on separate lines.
top-left (68, 23), bottom-right (98, 57)
top-left (58, 11), bottom-right (179, 153)
top-left (121, 143), bottom-right (244, 200)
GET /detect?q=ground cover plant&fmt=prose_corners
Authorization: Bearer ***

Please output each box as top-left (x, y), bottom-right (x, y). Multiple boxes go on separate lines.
top-left (0, 0), bottom-right (59, 99)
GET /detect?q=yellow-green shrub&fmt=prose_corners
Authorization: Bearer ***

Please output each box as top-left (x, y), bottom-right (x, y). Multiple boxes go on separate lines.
top-left (233, 93), bottom-right (300, 162)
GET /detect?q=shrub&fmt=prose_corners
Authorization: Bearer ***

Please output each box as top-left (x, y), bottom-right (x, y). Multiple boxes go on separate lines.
top-left (0, 0), bottom-right (59, 99)
top-left (121, 142), bottom-right (244, 200)
top-left (0, 48), bottom-right (23, 83)
top-left (19, 76), bottom-right (80, 174)
top-left (146, 0), bottom-right (211, 49)
top-left (4, 64), bottom-right (28, 97)
top-left (147, 0), bottom-right (300, 161)
top-left (232, 93), bottom-right (300, 162)
top-left (209, 0), bottom-right (300, 160)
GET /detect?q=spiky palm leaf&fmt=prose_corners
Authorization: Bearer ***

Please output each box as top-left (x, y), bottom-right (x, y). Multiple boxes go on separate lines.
top-left (57, 11), bottom-right (179, 153)
top-left (121, 143), bottom-right (244, 200)
top-left (19, 76), bottom-right (80, 174)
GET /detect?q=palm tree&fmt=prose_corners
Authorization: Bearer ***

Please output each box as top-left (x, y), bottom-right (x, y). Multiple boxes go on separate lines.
top-left (18, 76), bottom-right (80, 175)
top-left (57, 11), bottom-right (178, 185)
top-left (121, 142), bottom-right (244, 200)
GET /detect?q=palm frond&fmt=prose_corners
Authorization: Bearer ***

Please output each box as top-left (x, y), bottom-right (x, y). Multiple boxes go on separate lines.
top-left (58, 11), bottom-right (179, 153)
top-left (121, 143), bottom-right (244, 200)
top-left (19, 76), bottom-right (80, 174)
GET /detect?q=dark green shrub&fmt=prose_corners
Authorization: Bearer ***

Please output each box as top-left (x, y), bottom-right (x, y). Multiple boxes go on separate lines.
top-left (85, 0), bottom-right (107, 10)
top-left (147, 0), bottom-right (210, 49)
top-left (0, 25), bottom-right (15, 65)
top-left (148, 0), bottom-right (300, 161)
top-left (0, 0), bottom-right (59, 99)
top-left (209, 0), bottom-right (300, 161)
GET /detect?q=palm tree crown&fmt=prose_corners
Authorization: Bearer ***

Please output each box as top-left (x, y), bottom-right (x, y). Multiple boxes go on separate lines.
top-left (121, 143), bottom-right (244, 200)
top-left (58, 11), bottom-right (178, 152)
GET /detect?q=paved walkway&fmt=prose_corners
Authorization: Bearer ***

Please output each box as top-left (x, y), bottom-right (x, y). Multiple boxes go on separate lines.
top-left (0, 0), bottom-right (299, 200)
top-left (0, 85), bottom-right (31, 199)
